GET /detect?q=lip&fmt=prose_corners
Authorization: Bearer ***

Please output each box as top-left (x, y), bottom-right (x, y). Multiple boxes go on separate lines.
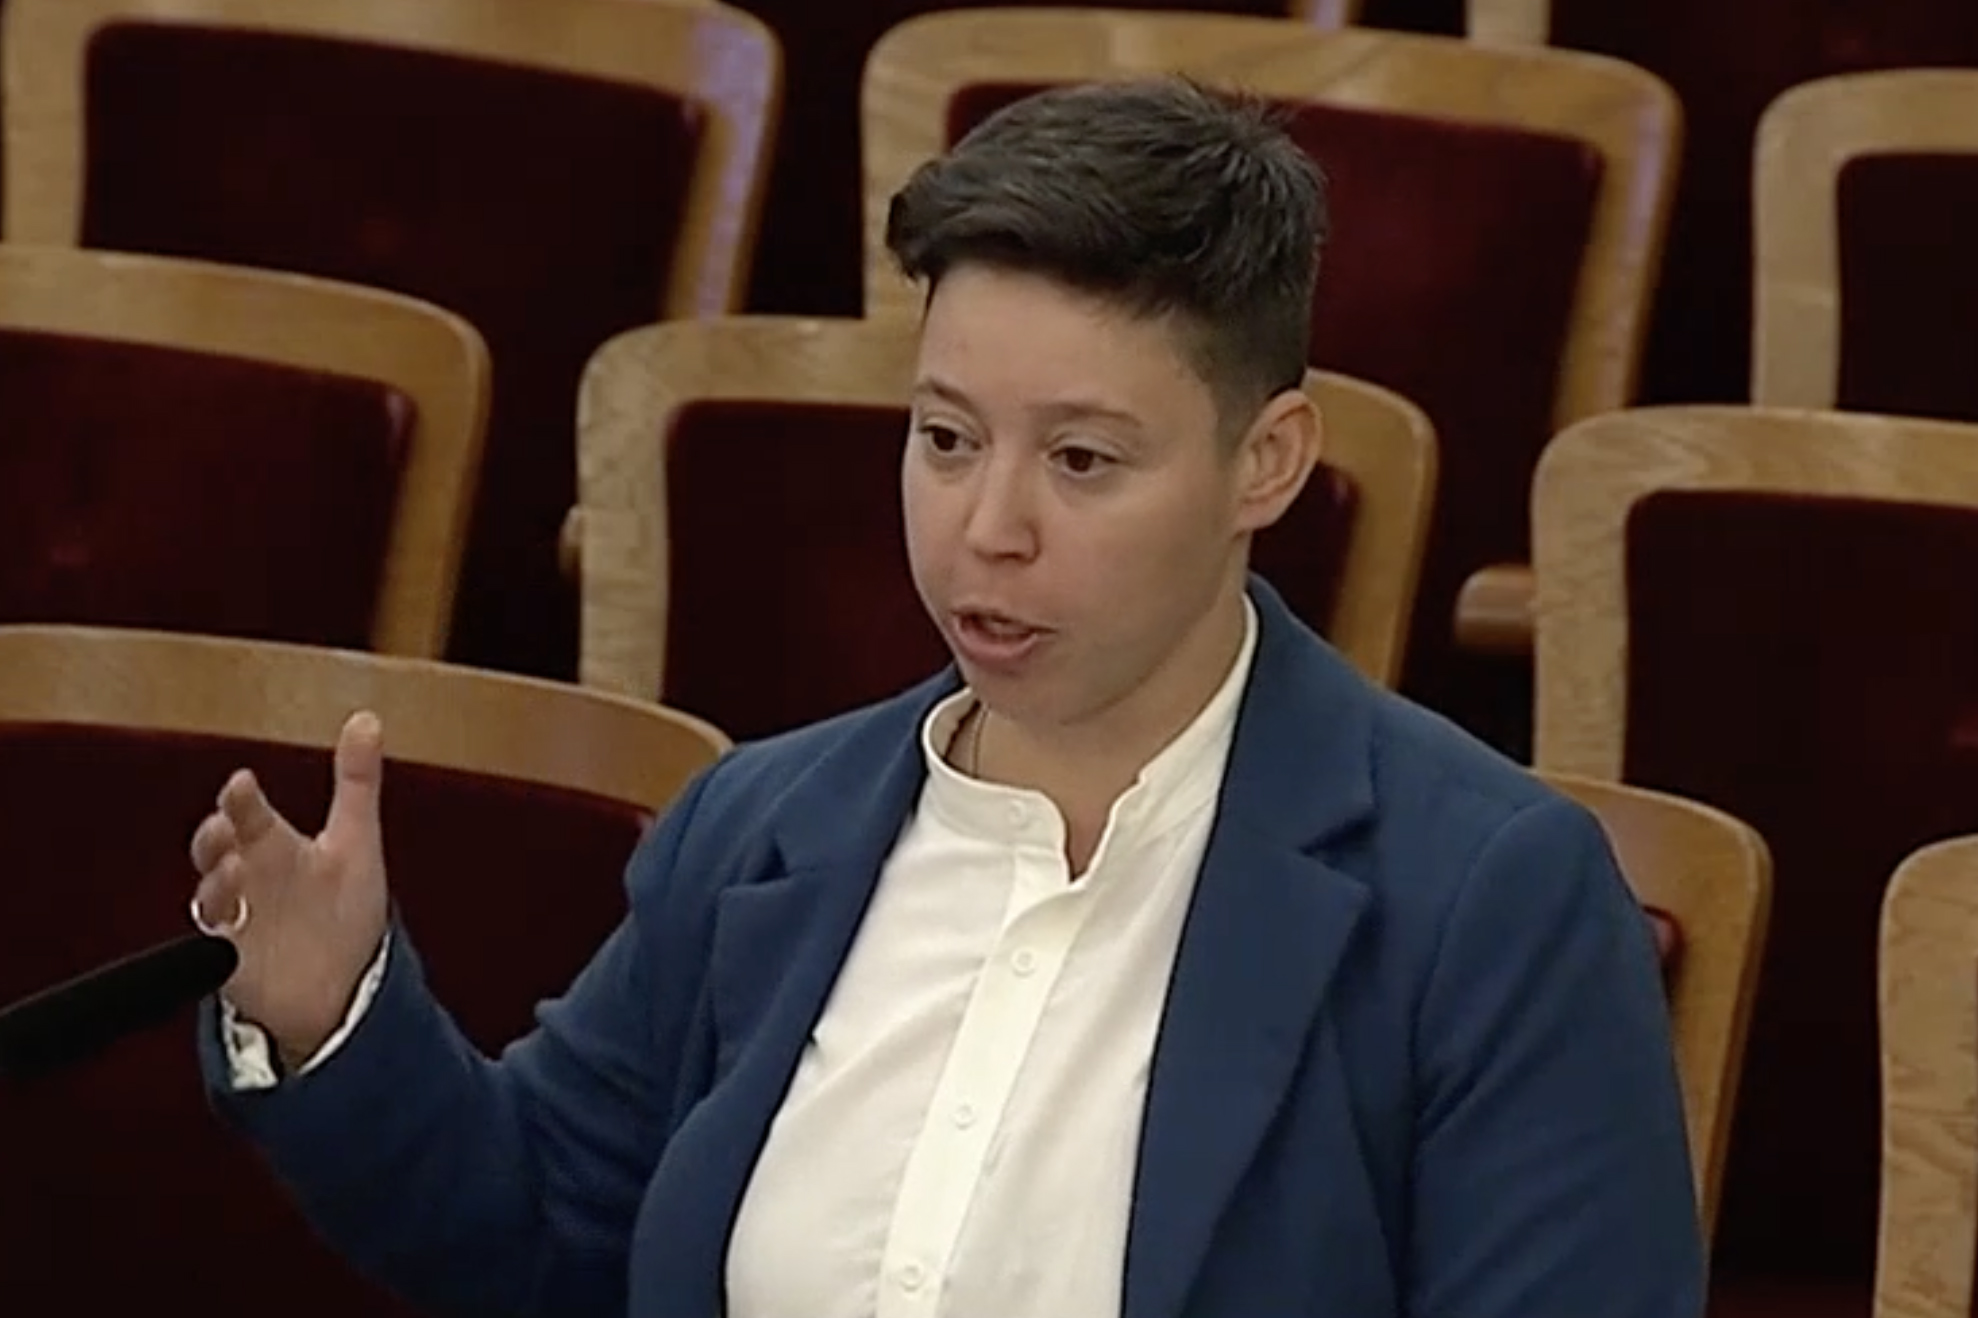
top-left (948, 607), bottom-right (1052, 673)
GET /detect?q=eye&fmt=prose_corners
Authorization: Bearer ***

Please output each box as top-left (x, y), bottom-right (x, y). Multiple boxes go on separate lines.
top-left (1054, 445), bottom-right (1115, 477)
top-left (916, 422), bottom-right (969, 456)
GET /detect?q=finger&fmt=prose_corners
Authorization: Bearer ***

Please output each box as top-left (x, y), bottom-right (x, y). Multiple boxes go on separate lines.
top-left (324, 711), bottom-right (385, 844)
top-left (191, 855), bottom-right (249, 939)
top-left (189, 811), bottom-right (238, 874)
top-left (218, 769), bottom-right (284, 845)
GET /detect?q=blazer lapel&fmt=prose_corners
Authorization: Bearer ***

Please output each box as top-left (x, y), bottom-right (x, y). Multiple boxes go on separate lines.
top-left (1124, 580), bottom-right (1381, 1318)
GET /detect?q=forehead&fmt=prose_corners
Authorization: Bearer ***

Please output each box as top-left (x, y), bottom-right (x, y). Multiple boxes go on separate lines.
top-left (914, 265), bottom-right (1213, 417)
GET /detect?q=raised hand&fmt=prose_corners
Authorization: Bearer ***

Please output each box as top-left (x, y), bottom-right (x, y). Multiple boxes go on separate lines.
top-left (189, 711), bottom-right (393, 1069)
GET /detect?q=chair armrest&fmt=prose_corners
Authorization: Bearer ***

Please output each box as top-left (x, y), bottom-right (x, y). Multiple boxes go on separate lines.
top-left (1453, 562), bottom-right (1534, 656)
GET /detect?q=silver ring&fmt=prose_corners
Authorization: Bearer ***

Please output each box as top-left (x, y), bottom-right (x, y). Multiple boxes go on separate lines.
top-left (190, 892), bottom-right (250, 938)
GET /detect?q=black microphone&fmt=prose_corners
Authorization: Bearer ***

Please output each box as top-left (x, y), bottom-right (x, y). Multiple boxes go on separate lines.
top-left (0, 934), bottom-right (239, 1081)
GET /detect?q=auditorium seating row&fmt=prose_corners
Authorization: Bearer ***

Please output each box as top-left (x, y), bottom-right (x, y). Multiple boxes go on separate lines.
top-left (7, 0), bottom-right (1977, 741)
top-left (13, 269), bottom-right (1978, 1318)
top-left (5, 2), bottom-right (1978, 1316)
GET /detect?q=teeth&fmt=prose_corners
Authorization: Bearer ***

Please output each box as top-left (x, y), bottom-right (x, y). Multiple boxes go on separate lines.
top-left (974, 614), bottom-right (1029, 640)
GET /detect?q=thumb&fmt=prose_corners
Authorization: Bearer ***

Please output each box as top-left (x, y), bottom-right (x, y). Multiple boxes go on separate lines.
top-left (323, 710), bottom-right (385, 846)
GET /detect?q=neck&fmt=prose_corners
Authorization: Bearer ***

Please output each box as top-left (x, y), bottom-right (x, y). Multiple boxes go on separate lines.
top-left (978, 580), bottom-right (1249, 860)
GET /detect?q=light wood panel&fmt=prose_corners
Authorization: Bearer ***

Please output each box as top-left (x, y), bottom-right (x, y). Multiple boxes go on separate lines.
top-left (1877, 833), bottom-right (1978, 1318)
top-left (0, 624), bottom-right (729, 807)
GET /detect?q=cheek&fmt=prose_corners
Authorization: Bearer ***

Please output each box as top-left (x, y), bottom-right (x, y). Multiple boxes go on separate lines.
top-left (900, 466), bottom-right (949, 578)
top-left (1047, 497), bottom-right (1229, 636)
top-left (1076, 485), bottom-right (1229, 576)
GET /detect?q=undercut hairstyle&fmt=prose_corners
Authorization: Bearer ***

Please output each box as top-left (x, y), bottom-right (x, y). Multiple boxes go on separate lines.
top-left (885, 78), bottom-right (1328, 438)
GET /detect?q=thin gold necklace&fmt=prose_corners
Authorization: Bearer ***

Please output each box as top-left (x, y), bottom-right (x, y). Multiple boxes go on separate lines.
top-left (968, 703), bottom-right (988, 777)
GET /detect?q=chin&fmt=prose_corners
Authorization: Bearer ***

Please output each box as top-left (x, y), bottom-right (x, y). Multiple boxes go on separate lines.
top-left (957, 666), bottom-right (1046, 716)
top-left (969, 680), bottom-right (1108, 737)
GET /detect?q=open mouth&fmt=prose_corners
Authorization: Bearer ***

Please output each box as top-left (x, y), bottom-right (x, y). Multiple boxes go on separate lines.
top-left (952, 609), bottom-right (1049, 668)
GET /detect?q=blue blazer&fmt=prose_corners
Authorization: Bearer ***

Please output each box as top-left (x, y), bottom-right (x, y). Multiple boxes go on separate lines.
top-left (204, 581), bottom-right (1703, 1318)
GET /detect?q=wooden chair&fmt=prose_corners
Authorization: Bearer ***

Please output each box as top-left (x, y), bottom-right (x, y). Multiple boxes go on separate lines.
top-left (1532, 404), bottom-right (1978, 1317)
top-left (0, 243), bottom-right (488, 657)
top-left (3, 0), bottom-right (781, 683)
top-left (1538, 770), bottom-right (1771, 1239)
top-left (1875, 833), bottom-right (1978, 1318)
top-left (1755, 70), bottom-right (1978, 423)
top-left (1465, 0), bottom-right (1978, 410)
top-left (0, 624), bottom-right (727, 1318)
top-left (861, 8), bottom-right (1677, 752)
top-left (572, 315), bottom-right (1435, 740)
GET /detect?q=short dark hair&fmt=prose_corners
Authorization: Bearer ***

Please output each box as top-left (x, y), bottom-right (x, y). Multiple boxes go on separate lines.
top-left (885, 78), bottom-right (1327, 434)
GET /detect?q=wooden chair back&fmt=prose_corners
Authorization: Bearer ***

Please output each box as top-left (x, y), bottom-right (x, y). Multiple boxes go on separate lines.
top-left (0, 244), bottom-right (488, 657)
top-left (574, 315), bottom-right (1434, 736)
top-left (1755, 69), bottom-right (1978, 419)
top-left (1540, 769), bottom-right (1772, 1237)
top-left (1875, 833), bottom-right (1978, 1318)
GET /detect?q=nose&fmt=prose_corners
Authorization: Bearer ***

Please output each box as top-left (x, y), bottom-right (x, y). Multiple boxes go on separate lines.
top-left (961, 449), bottom-right (1039, 562)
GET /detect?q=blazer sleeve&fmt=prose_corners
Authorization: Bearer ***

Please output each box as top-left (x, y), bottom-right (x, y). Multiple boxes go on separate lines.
top-left (199, 761), bottom-right (727, 1318)
top-left (1406, 795), bottom-right (1706, 1318)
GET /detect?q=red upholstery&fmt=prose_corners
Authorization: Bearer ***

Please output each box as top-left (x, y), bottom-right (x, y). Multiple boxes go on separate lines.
top-left (1357, 0), bottom-right (1463, 34)
top-left (1620, 488), bottom-right (1978, 1312)
top-left (1543, 0), bottom-right (1978, 406)
top-left (1836, 152), bottom-right (1978, 423)
top-left (1707, 1276), bottom-right (1877, 1318)
top-left (1284, 103), bottom-right (1594, 751)
top-left (662, 400), bottom-right (949, 741)
top-left (949, 83), bottom-right (1601, 751)
top-left (80, 20), bottom-right (705, 681)
top-left (0, 328), bottom-right (408, 646)
top-left (1249, 464), bottom-right (1358, 646)
top-left (0, 725), bottom-right (651, 1316)
top-left (661, 400), bottom-right (1363, 741)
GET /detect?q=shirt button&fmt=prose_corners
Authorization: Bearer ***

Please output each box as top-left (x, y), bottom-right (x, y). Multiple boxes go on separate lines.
top-left (1005, 800), bottom-right (1028, 828)
top-left (897, 1262), bottom-right (926, 1292)
top-left (1011, 948), bottom-right (1038, 976)
top-left (953, 1102), bottom-right (977, 1128)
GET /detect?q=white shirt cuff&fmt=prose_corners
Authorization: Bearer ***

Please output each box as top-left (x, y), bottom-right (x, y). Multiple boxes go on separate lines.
top-left (220, 932), bottom-right (392, 1091)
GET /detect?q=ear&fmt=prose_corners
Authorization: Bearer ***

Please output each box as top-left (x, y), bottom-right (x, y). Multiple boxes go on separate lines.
top-left (1230, 385), bottom-right (1323, 533)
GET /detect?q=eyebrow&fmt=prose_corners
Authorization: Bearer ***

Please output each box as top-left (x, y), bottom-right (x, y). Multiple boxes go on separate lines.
top-left (909, 376), bottom-right (1148, 435)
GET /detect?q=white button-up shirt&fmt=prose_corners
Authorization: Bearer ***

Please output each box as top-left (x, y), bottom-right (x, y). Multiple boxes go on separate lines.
top-left (725, 599), bottom-right (1257, 1318)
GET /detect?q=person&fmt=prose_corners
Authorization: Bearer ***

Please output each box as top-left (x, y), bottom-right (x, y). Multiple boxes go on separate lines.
top-left (187, 78), bottom-right (1702, 1318)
